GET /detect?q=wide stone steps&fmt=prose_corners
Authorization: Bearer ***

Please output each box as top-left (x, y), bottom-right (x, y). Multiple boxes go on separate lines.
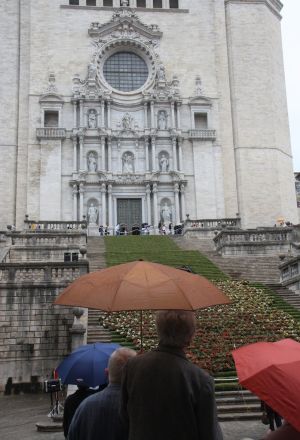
top-left (266, 284), bottom-right (300, 311)
top-left (215, 390), bottom-right (261, 421)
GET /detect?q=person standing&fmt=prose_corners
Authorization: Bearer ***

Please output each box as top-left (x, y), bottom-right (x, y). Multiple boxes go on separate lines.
top-left (120, 310), bottom-right (223, 440)
top-left (68, 347), bottom-right (136, 440)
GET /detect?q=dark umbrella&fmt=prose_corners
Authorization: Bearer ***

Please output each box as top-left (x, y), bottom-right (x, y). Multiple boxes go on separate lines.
top-left (56, 342), bottom-right (120, 388)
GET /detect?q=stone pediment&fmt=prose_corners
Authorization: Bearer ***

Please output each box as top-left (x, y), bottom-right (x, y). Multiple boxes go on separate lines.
top-left (189, 95), bottom-right (213, 106)
top-left (39, 93), bottom-right (64, 104)
top-left (88, 8), bottom-right (162, 42)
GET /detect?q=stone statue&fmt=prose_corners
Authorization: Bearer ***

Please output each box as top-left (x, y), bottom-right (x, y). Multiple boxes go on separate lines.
top-left (122, 113), bottom-right (133, 130)
top-left (87, 152), bottom-right (97, 172)
top-left (123, 153), bottom-right (134, 173)
top-left (88, 62), bottom-right (97, 80)
top-left (88, 110), bottom-right (97, 128)
top-left (195, 75), bottom-right (203, 96)
top-left (88, 203), bottom-right (98, 224)
top-left (158, 111), bottom-right (167, 130)
top-left (157, 64), bottom-right (166, 81)
top-left (161, 202), bottom-right (171, 224)
top-left (159, 154), bottom-right (169, 172)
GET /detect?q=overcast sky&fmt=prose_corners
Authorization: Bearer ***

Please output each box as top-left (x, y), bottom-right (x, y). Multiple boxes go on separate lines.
top-left (282, 0), bottom-right (300, 171)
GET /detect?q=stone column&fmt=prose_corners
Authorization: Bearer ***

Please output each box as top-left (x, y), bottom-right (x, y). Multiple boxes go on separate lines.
top-left (107, 101), bottom-right (111, 129)
top-left (146, 184), bottom-right (151, 224)
top-left (170, 101), bottom-right (175, 128)
top-left (178, 138), bottom-right (183, 171)
top-left (101, 183), bottom-right (106, 226)
top-left (79, 99), bottom-right (84, 127)
top-left (79, 183), bottom-right (84, 220)
top-left (79, 134), bottom-right (84, 170)
top-left (72, 184), bottom-right (78, 221)
top-left (108, 137), bottom-right (112, 171)
top-left (101, 137), bottom-right (106, 171)
top-left (180, 183), bottom-right (186, 222)
top-left (172, 137), bottom-right (177, 171)
top-left (101, 100), bottom-right (105, 128)
top-left (176, 102), bottom-right (181, 129)
top-left (108, 183), bottom-right (113, 228)
top-left (151, 136), bottom-right (156, 172)
top-left (150, 101), bottom-right (155, 128)
top-left (70, 308), bottom-right (86, 351)
top-left (145, 137), bottom-right (149, 172)
top-left (72, 135), bottom-right (77, 172)
top-left (73, 100), bottom-right (77, 128)
top-left (174, 183), bottom-right (180, 225)
top-left (153, 183), bottom-right (158, 228)
top-left (144, 102), bottom-right (148, 129)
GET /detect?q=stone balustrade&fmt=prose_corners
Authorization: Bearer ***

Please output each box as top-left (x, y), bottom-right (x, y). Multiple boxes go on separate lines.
top-left (10, 232), bottom-right (87, 247)
top-left (214, 227), bottom-right (293, 256)
top-left (188, 129), bottom-right (216, 140)
top-left (36, 127), bottom-right (66, 139)
top-left (279, 257), bottom-right (300, 292)
top-left (24, 219), bottom-right (87, 232)
top-left (0, 261), bottom-right (88, 285)
top-left (183, 217), bottom-right (241, 238)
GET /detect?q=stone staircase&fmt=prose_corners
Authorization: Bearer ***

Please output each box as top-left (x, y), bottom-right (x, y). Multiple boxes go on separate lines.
top-left (173, 236), bottom-right (281, 284)
top-left (265, 284), bottom-right (300, 311)
top-left (86, 237), bottom-right (114, 344)
top-left (216, 390), bottom-right (261, 422)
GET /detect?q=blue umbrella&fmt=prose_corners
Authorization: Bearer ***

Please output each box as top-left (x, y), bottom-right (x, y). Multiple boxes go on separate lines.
top-left (56, 342), bottom-right (120, 387)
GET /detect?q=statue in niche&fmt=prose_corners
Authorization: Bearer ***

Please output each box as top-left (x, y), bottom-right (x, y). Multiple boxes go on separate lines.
top-left (88, 110), bottom-right (97, 129)
top-left (159, 154), bottom-right (169, 172)
top-left (88, 62), bottom-right (97, 80)
top-left (87, 152), bottom-right (97, 172)
top-left (122, 113), bottom-right (133, 130)
top-left (122, 153), bottom-right (134, 174)
top-left (157, 64), bottom-right (166, 82)
top-left (158, 111), bottom-right (167, 130)
top-left (161, 202), bottom-right (171, 224)
top-left (88, 203), bottom-right (98, 224)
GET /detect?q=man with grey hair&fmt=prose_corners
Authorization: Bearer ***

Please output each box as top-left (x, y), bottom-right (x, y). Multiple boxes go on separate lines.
top-left (120, 310), bottom-right (223, 440)
top-left (68, 347), bottom-right (136, 440)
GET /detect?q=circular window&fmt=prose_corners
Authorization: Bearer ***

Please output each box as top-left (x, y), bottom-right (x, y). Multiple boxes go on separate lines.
top-left (103, 52), bottom-right (148, 92)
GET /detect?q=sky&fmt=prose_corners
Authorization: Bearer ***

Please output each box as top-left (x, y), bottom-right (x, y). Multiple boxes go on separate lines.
top-left (281, 0), bottom-right (300, 171)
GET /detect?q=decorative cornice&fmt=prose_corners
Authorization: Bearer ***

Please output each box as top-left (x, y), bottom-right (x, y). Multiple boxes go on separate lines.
top-left (225, 0), bottom-right (283, 19)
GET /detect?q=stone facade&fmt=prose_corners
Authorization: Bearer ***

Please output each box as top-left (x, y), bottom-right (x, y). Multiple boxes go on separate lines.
top-left (0, 0), bottom-right (297, 230)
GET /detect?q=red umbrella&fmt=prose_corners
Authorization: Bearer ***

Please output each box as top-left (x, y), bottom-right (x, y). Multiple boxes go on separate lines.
top-left (232, 339), bottom-right (300, 432)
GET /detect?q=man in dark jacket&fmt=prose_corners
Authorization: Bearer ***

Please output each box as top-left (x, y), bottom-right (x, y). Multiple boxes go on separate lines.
top-left (120, 310), bottom-right (223, 440)
top-left (68, 347), bottom-right (136, 440)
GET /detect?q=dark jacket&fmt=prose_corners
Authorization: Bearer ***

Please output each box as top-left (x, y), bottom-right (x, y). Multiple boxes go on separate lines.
top-left (63, 387), bottom-right (95, 437)
top-left (120, 344), bottom-right (223, 440)
top-left (68, 384), bottom-right (127, 440)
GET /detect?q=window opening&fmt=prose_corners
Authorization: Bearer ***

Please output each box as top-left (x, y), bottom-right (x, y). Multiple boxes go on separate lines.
top-left (103, 52), bottom-right (148, 92)
top-left (194, 113), bottom-right (208, 129)
top-left (69, 0), bottom-right (79, 5)
top-left (44, 111), bottom-right (59, 127)
top-left (170, 0), bottom-right (179, 8)
top-left (103, 0), bottom-right (113, 6)
top-left (86, 0), bottom-right (96, 5)
top-left (137, 0), bottom-right (146, 7)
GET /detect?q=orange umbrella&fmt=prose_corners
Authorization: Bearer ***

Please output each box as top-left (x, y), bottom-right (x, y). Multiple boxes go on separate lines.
top-left (232, 339), bottom-right (300, 432)
top-left (54, 260), bottom-right (230, 311)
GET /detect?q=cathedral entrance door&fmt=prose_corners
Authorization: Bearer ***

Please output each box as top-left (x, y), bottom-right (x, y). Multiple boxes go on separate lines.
top-left (117, 198), bottom-right (142, 230)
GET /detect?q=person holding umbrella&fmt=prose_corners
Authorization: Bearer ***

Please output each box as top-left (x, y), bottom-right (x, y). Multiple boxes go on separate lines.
top-left (68, 347), bottom-right (136, 440)
top-left (120, 310), bottom-right (223, 440)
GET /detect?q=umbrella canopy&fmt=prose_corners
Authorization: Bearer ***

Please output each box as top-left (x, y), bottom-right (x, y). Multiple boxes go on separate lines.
top-left (56, 342), bottom-right (120, 388)
top-left (54, 260), bottom-right (230, 311)
top-left (232, 338), bottom-right (300, 432)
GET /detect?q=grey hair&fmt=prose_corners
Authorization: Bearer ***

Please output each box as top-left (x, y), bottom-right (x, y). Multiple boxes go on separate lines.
top-left (108, 347), bottom-right (136, 384)
top-left (155, 310), bottom-right (196, 348)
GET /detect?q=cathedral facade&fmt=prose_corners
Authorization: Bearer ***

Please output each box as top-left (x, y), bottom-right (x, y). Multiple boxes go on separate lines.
top-left (0, 0), bottom-right (297, 230)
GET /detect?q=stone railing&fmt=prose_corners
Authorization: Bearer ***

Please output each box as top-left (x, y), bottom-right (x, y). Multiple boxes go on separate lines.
top-left (0, 261), bottom-right (88, 285)
top-left (24, 219), bottom-right (87, 232)
top-left (214, 227), bottom-right (293, 256)
top-left (279, 257), bottom-right (300, 292)
top-left (9, 232), bottom-right (87, 247)
top-left (183, 217), bottom-right (241, 238)
top-left (188, 129), bottom-right (216, 140)
top-left (36, 127), bottom-right (66, 139)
